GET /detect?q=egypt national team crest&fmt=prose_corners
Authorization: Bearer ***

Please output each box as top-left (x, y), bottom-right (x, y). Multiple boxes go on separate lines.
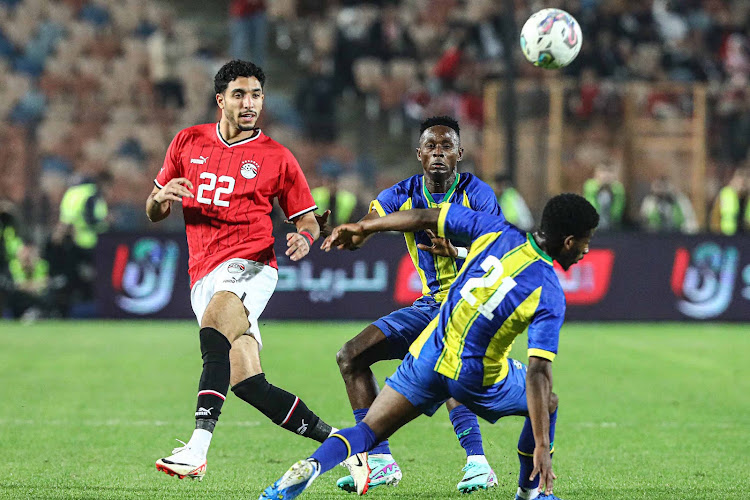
top-left (228, 262), bottom-right (245, 274)
top-left (241, 159), bottom-right (260, 179)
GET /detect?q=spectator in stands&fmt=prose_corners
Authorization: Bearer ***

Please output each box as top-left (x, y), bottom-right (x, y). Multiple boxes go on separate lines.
top-left (367, 1), bottom-right (416, 62)
top-left (229, 0), bottom-right (267, 68)
top-left (147, 15), bottom-right (185, 110)
top-left (583, 162), bottom-right (626, 231)
top-left (710, 167), bottom-right (749, 235)
top-left (295, 59), bottom-right (338, 143)
top-left (494, 174), bottom-right (534, 231)
top-left (7, 240), bottom-right (49, 320)
top-left (311, 159), bottom-right (358, 226)
top-left (639, 176), bottom-right (698, 233)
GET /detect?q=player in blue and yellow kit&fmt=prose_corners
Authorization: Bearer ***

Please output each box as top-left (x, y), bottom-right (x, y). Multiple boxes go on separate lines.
top-left (335, 116), bottom-right (503, 493)
top-left (259, 193), bottom-right (598, 500)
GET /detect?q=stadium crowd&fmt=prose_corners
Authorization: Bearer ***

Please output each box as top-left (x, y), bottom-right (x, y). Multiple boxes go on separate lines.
top-left (0, 0), bottom-right (749, 318)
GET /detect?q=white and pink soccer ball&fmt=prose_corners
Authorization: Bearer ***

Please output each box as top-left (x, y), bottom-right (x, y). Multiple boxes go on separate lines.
top-left (520, 8), bottom-right (583, 69)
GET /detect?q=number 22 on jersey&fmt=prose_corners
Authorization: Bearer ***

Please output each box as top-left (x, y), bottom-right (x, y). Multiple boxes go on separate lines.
top-left (196, 172), bottom-right (235, 207)
top-left (460, 255), bottom-right (517, 320)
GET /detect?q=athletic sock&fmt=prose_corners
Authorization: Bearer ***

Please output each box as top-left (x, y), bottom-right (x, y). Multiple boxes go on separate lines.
top-left (232, 373), bottom-right (333, 442)
top-left (310, 422), bottom-right (378, 474)
top-left (195, 327), bottom-right (231, 424)
top-left (449, 405), bottom-right (485, 457)
top-left (517, 408), bottom-right (558, 491)
top-left (186, 428), bottom-right (212, 458)
top-left (354, 408), bottom-right (391, 456)
top-left (516, 486), bottom-right (541, 500)
top-left (466, 454), bottom-right (488, 465)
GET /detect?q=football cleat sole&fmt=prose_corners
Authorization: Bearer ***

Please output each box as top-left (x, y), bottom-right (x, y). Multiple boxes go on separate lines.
top-left (155, 460), bottom-right (206, 480)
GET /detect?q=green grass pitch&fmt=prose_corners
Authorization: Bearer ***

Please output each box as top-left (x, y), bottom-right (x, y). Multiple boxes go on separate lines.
top-left (1, 321), bottom-right (748, 499)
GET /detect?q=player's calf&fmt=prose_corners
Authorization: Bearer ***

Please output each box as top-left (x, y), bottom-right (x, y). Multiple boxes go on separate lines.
top-left (232, 373), bottom-right (333, 442)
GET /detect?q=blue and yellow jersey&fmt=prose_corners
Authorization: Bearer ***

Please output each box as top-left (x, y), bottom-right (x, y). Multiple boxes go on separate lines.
top-left (370, 173), bottom-right (502, 302)
top-left (409, 203), bottom-right (565, 387)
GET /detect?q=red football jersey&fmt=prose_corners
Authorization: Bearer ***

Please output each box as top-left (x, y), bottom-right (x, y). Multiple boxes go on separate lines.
top-left (155, 123), bottom-right (317, 285)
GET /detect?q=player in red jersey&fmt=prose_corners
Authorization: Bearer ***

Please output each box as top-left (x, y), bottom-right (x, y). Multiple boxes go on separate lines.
top-left (147, 60), bottom-right (337, 480)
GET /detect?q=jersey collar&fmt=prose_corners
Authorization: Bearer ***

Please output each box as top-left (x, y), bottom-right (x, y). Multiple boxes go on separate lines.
top-left (215, 123), bottom-right (263, 147)
top-left (527, 233), bottom-right (553, 265)
top-left (422, 173), bottom-right (460, 207)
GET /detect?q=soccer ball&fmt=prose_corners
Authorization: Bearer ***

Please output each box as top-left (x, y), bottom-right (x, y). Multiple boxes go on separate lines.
top-left (520, 8), bottom-right (582, 69)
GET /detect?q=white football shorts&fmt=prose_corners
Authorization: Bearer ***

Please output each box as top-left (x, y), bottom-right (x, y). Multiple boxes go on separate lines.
top-left (190, 258), bottom-right (278, 350)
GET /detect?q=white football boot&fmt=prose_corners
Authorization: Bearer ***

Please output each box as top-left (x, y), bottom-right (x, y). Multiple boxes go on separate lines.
top-left (155, 439), bottom-right (207, 480)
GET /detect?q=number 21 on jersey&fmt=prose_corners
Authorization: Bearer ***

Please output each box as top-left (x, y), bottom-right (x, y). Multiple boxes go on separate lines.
top-left (459, 255), bottom-right (517, 320)
top-left (196, 172), bottom-right (235, 207)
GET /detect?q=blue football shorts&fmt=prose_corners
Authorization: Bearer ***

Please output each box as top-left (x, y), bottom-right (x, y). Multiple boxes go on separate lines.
top-left (386, 354), bottom-right (530, 423)
top-left (371, 297), bottom-right (440, 360)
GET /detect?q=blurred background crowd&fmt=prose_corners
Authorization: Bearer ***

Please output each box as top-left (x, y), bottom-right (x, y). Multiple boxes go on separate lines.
top-left (0, 0), bottom-right (749, 319)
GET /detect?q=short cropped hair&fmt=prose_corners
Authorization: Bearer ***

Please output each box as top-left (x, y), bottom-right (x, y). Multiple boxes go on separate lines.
top-left (214, 60), bottom-right (266, 95)
top-left (540, 193), bottom-right (599, 244)
top-left (419, 116), bottom-right (460, 137)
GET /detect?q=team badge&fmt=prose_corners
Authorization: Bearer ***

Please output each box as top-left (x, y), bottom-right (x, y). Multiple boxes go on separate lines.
top-left (240, 159), bottom-right (260, 179)
top-left (227, 263), bottom-right (245, 274)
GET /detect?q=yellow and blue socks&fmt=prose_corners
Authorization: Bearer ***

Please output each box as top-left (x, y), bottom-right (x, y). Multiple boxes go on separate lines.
top-left (354, 408), bottom-right (391, 455)
top-left (310, 422), bottom-right (378, 473)
top-left (517, 408), bottom-right (558, 498)
top-left (449, 405), bottom-right (485, 459)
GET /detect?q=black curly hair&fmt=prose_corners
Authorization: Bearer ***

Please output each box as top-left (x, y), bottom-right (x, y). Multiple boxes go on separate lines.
top-left (419, 116), bottom-right (460, 137)
top-left (540, 193), bottom-right (599, 247)
top-left (214, 60), bottom-right (266, 95)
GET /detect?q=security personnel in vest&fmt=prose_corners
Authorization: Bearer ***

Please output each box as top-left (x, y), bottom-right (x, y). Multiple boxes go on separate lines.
top-left (53, 171), bottom-right (114, 309)
top-left (58, 171), bottom-right (113, 250)
top-left (494, 174), bottom-right (534, 231)
top-left (711, 168), bottom-right (749, 235)
top-left (583, 162), bottom-right (626, 231)
top-left (7, 241), bottom-right (49, 319)
top-left (0, 203), bottom-right (23, 310)
top-left (311, 159), bottom-right (358, 226)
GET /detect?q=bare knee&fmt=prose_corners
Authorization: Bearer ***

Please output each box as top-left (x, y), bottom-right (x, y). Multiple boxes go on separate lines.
top-left (336, 340), bottom-right (362, 377)
top-left (201, 291), bottom-right (249, 341)
top-left (549, 392), bottom-right (559, 414)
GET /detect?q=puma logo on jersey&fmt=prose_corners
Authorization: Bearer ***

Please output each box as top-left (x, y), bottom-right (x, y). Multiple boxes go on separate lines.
top-left (190, 156), bottom-right (209, 164)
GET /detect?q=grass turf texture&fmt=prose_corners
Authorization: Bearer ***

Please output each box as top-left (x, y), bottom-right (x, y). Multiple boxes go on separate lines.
top-left (1, 321), bottom-right (748, 499)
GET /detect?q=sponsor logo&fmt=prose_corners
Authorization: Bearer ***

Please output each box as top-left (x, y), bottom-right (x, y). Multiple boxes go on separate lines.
top-left (111, 238), bottom-right (179, 315)
top-left (240, 159), bottom-right (260, 179)
top-left (227, 262), bottom-right (245, 274)
top-left (393, 254), bottom-right (424, 305)
top-left (456, 427), bottom-right (473, 439)
top-left (554, 249), bottom-right (615, 305)
top-left (190, 155), bottom-right (209, 165)
top-left (195, 407), bottom-right (213, 417)
top-left (296, 419), bottom-right (308, 435)
top-left (222, 277), bottom-right (237, 284)
top-left (277, 260), bottom-right (388, 302)
top-left (671, 243), bottom-right (739, 319)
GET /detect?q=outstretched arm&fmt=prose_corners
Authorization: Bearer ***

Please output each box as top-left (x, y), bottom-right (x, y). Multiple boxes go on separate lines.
top-left (322, 208), bottom-right (440, 251)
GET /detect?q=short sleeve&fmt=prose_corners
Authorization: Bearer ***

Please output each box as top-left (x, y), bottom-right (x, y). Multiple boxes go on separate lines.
top-left (526, 278), bottom-right (565, 362)
top-left (470, 181), bottom-right (504, 218)
top-left (437, 203), bottom-right (505, 242)
top-left (155, 132), bottom-right (184, 188)
top-left (277, 150), bottom-right (317, 219)
top-left (369, 185), bottom-right (405, 217)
